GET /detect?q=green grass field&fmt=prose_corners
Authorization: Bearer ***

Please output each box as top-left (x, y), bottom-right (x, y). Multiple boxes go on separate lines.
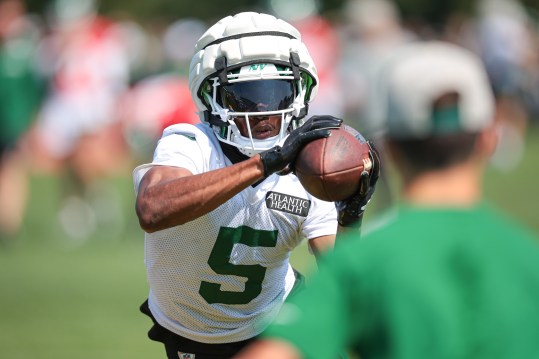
top-left (1, 125), bottom-right (538, 358)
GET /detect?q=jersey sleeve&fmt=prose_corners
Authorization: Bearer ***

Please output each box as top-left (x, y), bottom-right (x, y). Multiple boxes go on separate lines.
top-left (132, 124), bottom-right (207, 194)
top-left (301, 199), bottom-right (338, 240)
top-left (151, 125), bottom-right (205, 173)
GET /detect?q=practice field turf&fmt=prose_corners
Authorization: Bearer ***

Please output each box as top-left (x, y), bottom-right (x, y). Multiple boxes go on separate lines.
top-left (1, 125), bottom-right (538, 358)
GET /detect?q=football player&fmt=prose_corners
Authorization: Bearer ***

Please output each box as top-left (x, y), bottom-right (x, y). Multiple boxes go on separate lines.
top-left (133, 12), bottom-right (379, 359)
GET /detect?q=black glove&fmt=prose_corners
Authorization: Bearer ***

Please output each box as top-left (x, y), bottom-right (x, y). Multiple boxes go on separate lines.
top-left (335, 140), bottom-right (381, 227)
top-left (260, 115), bottom-right (343, 176)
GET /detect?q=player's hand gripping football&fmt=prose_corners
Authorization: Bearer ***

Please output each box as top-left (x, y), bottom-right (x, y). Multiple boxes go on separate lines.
top-left (335, 141), bottom-right (381, 227)
top-left (259, 115), bottom-right (343, 176)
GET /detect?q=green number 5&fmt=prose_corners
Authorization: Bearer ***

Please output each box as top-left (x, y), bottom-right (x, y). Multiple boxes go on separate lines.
top-left (199, 226), bottom-right (278, 304)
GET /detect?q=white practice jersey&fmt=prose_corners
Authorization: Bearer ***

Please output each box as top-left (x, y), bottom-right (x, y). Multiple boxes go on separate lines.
top-left (133, 123), bottom-right (337, 344)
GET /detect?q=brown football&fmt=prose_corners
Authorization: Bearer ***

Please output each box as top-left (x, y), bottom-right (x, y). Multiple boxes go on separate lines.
top-left (295, 125), bottom-right (372, 202)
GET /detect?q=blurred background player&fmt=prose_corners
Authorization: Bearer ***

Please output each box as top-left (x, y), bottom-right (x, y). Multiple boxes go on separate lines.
top-left (117, 74), bottom-right (200, 162)
top-left (266, 0), bottom-right (346, 119)
top-left (337, 0), bottom-right (417, 213)
top-left (473, 0), bottom-right (539, 171)
top-left (117, 17), bottom-right (206, 162)
top-left (28, 0), bottom-right (132, 241)
top-left (133, 11), bottom-right (378, 359)
top-left (0, 0), bottom-right (44, 241)
top-left (234, 41), bottom-right (539, 359)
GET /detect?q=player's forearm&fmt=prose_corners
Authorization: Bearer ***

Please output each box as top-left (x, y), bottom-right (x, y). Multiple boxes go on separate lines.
top-left (137, 157), bottom-right (265, 232)
top-left (334, 214), bottom-right (364, 243)
top-left (308, 235), bottom-right (335, 264)
top-left (310, 222), bottom-right (362, 264)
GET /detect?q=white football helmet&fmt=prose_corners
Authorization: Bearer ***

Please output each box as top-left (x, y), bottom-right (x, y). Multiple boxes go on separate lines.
top-left (188, 12), bottom-right (319, 157)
